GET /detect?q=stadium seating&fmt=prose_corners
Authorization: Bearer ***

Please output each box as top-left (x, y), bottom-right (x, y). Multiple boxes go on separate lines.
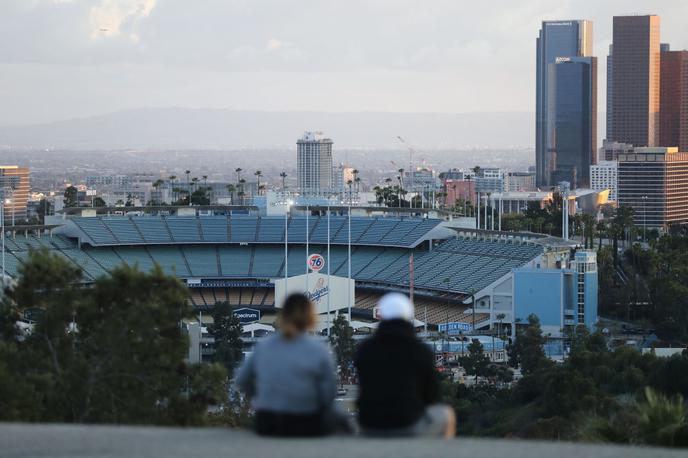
top-left (71, 216), bottom-right (442, 248)
top-left (103, 218), bottom-right (144, 244)
top-left (133, 218), bottom-right (172, 243)
top-left (251, 246), bottom-right (284, 278)
top-left (4, 217), bottom-right (545, 318)
top-left (147, 246), bottom-right (190, 276)
top-left (166, 217), bottom-right (201, 242)
top-left (218, 246), bottom-right (252, 277)
top-left (182, 246), bottom-right (219, 277)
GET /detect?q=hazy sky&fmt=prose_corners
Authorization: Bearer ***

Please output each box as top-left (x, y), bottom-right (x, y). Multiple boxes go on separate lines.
top-left (1, 0), bottom-right (687, 126)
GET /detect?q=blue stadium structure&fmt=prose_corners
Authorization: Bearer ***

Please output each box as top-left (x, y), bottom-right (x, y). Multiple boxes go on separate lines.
top-left (2, 212), bottom-right (579, 331)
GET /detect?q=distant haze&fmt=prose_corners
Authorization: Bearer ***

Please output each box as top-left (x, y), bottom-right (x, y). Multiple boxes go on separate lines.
top-left (0, 108), bottom-right (537, 150)
top-left (1, 1), bottom-right (687, 128)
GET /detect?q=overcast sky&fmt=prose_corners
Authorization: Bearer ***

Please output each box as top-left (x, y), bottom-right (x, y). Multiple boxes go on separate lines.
top-left (1, 0), bottom-right (687, 126)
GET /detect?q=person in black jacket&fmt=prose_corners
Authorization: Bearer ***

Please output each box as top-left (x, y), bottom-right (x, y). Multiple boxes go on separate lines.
top-left (355, 293), bottom-right (456, 438)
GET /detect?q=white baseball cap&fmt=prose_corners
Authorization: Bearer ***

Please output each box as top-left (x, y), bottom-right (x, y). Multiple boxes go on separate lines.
top-left (377, 293), bottom-right (414, 321)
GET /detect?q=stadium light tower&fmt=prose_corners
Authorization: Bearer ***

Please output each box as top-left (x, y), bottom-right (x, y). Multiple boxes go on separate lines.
top-left (347, 201), bottom-right (352, 322)
top-left (0, 197), bottom-right (4, 284)
top-left (326, 204), bottom-right (331, 336)
top-left (284, 200), bottom-right (294, 302)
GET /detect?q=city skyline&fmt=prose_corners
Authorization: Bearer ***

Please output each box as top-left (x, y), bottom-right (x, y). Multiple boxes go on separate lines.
top-left (2, 1), bottom-right (688, 128)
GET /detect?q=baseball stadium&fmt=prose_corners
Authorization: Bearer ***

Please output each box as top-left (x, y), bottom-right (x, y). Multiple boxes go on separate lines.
top-left (0, 206), bottom-right (583, 337)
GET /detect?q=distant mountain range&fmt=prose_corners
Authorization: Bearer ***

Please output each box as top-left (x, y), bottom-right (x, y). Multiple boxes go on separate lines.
top-left (0, 108), bottom-right (536, 150)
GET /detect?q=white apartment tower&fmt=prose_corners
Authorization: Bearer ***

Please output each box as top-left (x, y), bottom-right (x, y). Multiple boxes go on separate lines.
top-left (590, 161), bottom-right (618, 201)
top-left (297, 131), bottom-right (333, 196)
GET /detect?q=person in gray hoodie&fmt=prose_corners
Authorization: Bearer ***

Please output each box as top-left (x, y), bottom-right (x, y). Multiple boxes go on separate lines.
top-left (236, 293), bottom-right (337, 436)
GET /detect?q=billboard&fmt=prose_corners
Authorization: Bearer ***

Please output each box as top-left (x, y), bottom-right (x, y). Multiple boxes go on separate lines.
top-left (233, 308), bottom-right (261, 324)
top-left (438, 322), bottom-right (472, 334)
top-left (274, 272), bottom-right (355, 315)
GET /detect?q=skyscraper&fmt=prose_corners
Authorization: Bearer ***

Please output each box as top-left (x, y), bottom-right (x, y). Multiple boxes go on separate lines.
top-left (549, 56), bottom-right (597, 188)
top-left (660, 50), bottom-right (688, 151)
top-left (536, 20), bottom-right (593, 187)
top-left (297, 131), bottom-right (333, 196)
top-left (610, 15), bottom-right (661, 147)
top-left (606, 44), bottom-right (613, 141)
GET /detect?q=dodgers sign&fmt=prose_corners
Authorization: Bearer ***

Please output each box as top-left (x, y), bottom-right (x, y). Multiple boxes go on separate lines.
top-left (438, 322), bottom-right (472, 334)
top-left (233, 308), bottom-right (261, 324)
top-left (307, 254), bottom-right (325, 272)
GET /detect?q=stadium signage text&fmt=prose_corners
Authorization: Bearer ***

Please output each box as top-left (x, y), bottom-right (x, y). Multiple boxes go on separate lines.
top-left (307, 254), bottom-right (325, 272)
top-left (306, 276), bottom-right (329, 303)
top-left (438, 322), bottom-right (472, 334)
top-left (233, 308), bottom-right (261, 324)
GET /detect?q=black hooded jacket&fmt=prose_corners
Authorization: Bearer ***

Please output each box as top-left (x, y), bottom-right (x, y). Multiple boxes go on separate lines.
top-left (354, 319), bottom-right (439, 429)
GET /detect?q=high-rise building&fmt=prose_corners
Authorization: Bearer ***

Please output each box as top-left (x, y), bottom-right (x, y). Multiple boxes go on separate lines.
top-left (536, 20), bottom-right (593, 187)
top-left (297, 131), bottom-right (333, 197)
top-left (599, 139), bottom-right (634, 161)
top-left (474, 168), bottom-right (505, 193)
top-left (610, 15), bottom-right (661, 147)
top-left (590, 161), bottom-right (618, 201)
top-left (505, 172), bottom-right (536, 192)
top-left (660, 50), bottom-right (688, 151)
top-left (606, 44), bottom-right (614, 141)
top-left (0, 166), bottom-right (30, 225)
top-left (617, 147), bottom-right (688, 228)
top-left (549, 56), bottom-right (597, 188)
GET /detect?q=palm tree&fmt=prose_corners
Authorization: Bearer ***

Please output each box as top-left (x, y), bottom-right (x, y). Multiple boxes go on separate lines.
top-left (168, 176), bottom-right (177, 201)
top-left (226, 184), bottom-right (236, 203)
top-left (384, 178), bottom-right (393, 206)
top-left (254, 170), bottom-right (263, 195)
top-left (373, 186), bottom-right (383, 205)
top-left (279, 171), bottom-right (287, 191)
top-left (239, 178), bottom-right (246, 205)
top-left (235, 168), bottom-right (242, 184)
top-left (596, 220), bottom-right (606, 250)
top-left (352, 169), bottom-right (360, 192)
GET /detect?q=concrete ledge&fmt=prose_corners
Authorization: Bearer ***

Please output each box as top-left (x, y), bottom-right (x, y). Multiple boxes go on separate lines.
top-left (0, 423), bottom-right (685, 458)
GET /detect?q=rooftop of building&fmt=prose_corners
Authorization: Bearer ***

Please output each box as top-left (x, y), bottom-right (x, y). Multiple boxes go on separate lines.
top-left (1, 423), bottom-right (683, 458)
top-left (298, 131), bottom-right (332, 142)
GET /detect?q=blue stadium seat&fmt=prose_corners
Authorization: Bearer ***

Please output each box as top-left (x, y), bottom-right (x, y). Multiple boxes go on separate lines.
top-left (103, 218), bottom-right (144, 243)
top-left (73, 218), bottom-right (118, 244)
top-left (132, 218), bottom-right (172, 243)
top-left (230, 217), bottom-right (258, 243)
top-left (147, 246), bottom-right (190, 276)
top-left (199, 217), bottom-right (228, 242)
top-left (166, 217), bottom-right (201, 242)
top-left (182, 246), bottom-right (219, 277)
top-left (257, 217), bottom-right (285, 242)
top-left (251, 246), bottom-right (284, 277)
top-left (218, 246), bottom-right (252, 277)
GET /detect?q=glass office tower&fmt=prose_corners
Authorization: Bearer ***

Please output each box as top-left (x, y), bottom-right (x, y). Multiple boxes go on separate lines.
top-left (610, 15), bottom-right (661, 147)
top-left (548, 57), bottom-right (598, 188)
top-left (536, 20), bottom-right (593, 187)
